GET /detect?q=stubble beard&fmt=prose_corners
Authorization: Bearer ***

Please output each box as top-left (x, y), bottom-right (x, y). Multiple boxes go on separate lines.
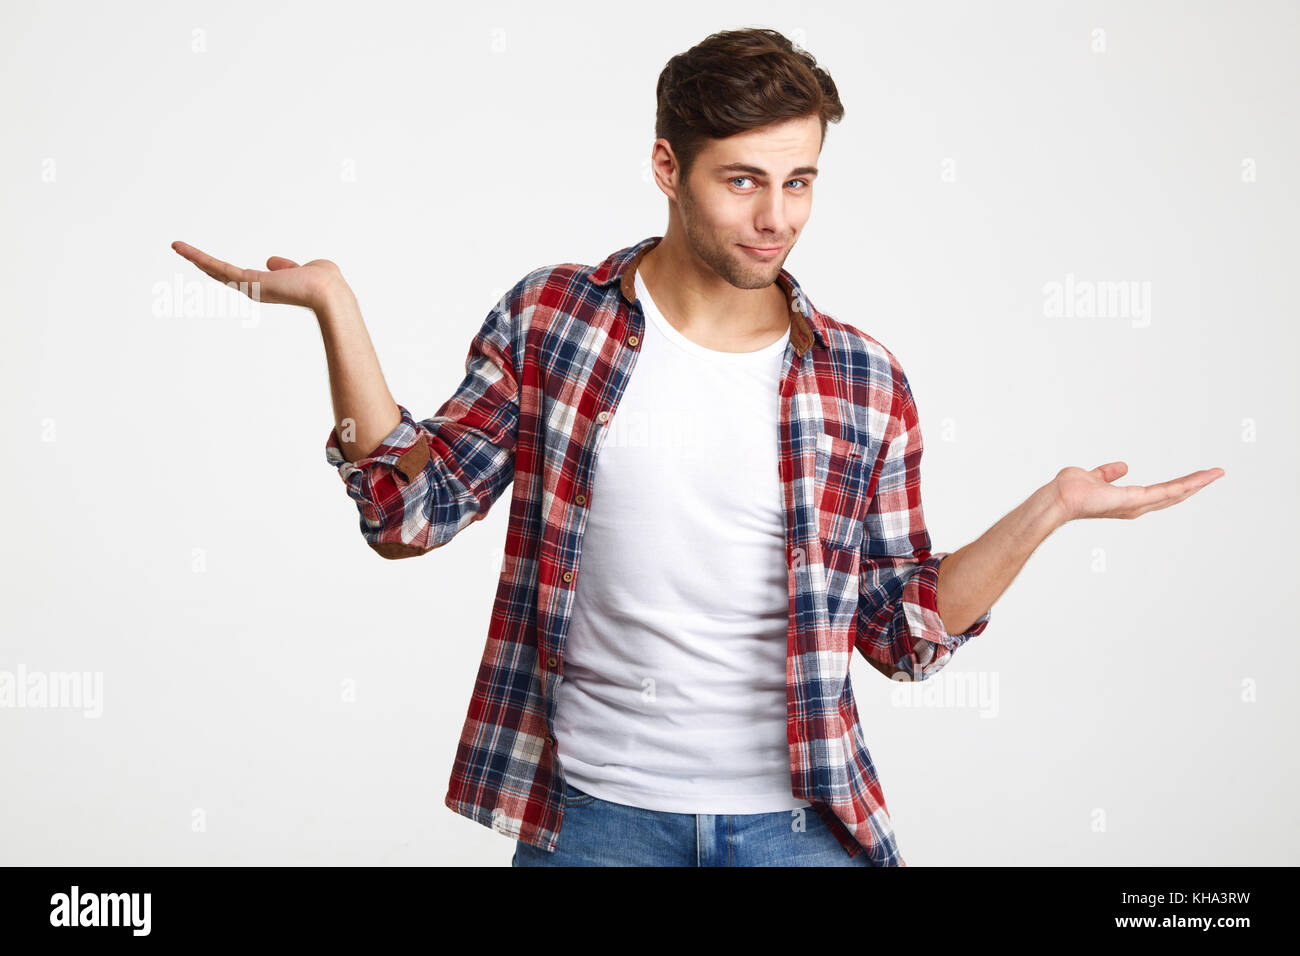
top-left (677, 176), bottom-right (785, 292)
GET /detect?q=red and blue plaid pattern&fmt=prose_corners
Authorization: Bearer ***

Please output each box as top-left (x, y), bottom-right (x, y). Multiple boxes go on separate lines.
top-left (325, 235), bottom-right (991, 865)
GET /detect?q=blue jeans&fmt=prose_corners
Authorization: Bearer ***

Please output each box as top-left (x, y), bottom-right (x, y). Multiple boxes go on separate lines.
top-left (511, 783), bottom-right (877, 866)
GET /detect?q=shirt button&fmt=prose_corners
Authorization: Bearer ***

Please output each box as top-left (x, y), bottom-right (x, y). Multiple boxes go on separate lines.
top-left (562, 570), bottom-right (574, 582)
top-left (546, 733), bottom-right (556, 746)
top-left (547, 656), bottom-right (558, 668)
top-left (626, 334), bottom-right (639, 346)
top-left (596, 410), bottom-right (609, 424)
top-left (575, 493), bottom-right (586, 505)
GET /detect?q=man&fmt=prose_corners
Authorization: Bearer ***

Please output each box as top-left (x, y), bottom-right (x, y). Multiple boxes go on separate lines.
top-left (170, 28), bottom-right (1223, 866)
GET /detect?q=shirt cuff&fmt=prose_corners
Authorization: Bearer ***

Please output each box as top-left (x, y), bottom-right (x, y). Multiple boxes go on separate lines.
top-left (324, 404), bottom-right (431, 482)
top-left (902, 552), bottom-right (991, 653)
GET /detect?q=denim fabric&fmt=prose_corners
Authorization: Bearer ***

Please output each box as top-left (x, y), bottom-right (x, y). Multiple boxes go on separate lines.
top-left (511, 784), bottom-right (878, 867)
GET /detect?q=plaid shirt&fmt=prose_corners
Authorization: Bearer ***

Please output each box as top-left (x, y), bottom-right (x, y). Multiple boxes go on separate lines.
top-left (325, 234), bottom-right (991, 865)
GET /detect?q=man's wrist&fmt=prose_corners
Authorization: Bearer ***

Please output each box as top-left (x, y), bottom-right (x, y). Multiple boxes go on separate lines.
top-left (312, 275), bottom-right (359, 327)
top-left (1036, 479), bottom-right (1072, 535)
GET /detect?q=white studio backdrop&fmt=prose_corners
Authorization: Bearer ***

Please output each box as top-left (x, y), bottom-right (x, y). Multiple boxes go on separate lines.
top-left (0, 0), bottom-right (1295, 865)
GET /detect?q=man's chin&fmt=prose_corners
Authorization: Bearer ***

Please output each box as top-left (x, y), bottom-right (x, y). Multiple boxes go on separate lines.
top-left (727, 266), bottom-right (782, 291)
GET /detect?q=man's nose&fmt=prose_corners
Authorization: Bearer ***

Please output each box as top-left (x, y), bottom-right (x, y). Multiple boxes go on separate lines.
top-left (753, 190), bottom-right (789, 237)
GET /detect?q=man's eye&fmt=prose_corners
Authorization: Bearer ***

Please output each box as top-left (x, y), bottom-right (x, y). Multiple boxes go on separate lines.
top-left (730, 177), bottom-right (810, 189)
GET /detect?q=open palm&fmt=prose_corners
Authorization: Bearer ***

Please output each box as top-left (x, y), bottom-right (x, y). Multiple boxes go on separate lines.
top-left (1054, 462), bottom-right (1225, 522)
top-left (170, 240), bottom-right (343, 311)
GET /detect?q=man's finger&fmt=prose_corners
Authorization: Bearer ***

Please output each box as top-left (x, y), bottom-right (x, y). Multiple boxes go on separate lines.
top-left (174, 242), bottom-right (248, 284)
top-left (1130, 471), bottom-right (1222, 517)
top-left (1134, 486), bottom-right (1201, 517)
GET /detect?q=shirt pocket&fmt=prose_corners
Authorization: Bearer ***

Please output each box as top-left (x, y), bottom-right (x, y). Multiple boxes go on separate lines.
top-left (815, 430), bottom-right (872, 555)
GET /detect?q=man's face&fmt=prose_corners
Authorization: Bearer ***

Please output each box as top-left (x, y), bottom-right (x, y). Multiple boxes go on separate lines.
top-left (674, 114), bottom-right (821, 290)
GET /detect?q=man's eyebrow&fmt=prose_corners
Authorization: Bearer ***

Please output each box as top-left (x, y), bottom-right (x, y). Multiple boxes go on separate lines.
top-left (714, 162), bottom-right (819, 178)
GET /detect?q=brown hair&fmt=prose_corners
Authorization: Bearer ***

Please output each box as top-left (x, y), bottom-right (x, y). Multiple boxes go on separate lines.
top-left (654, 28), bottom-right (845, 183)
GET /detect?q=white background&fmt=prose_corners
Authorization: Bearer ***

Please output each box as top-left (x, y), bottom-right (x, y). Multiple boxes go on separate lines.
top-left (1, 0), bottom-right (1295, 865)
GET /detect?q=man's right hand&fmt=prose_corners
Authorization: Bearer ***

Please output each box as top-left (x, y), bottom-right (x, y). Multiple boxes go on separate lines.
top-left (170, 240), bottom-right (346, 312)
top-left (170, 237), bottom-right (400, 462)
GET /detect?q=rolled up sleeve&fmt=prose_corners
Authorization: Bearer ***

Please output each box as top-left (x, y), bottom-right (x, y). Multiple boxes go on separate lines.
top-left (855, 371), bottom-right (990, 680)
top-left (324, 283), bottom-right (522, 559)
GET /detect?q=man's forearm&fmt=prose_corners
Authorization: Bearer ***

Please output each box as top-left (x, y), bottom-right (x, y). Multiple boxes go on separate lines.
top-left (934, 481), bottom-right (1068, 635)
top-left (315, 278), bottom-right (403, 463)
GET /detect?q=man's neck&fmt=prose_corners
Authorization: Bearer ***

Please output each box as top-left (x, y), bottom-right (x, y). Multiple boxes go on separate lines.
top-left (637, 239), bottom-right (790, 353)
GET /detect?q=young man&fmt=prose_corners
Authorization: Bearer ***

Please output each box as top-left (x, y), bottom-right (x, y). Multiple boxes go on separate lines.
top-left (171, 28), bottom-right (1223, 866)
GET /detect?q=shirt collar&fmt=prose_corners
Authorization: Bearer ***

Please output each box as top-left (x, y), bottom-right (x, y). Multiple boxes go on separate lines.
top-left (583, 235), bottom-right (827, 356)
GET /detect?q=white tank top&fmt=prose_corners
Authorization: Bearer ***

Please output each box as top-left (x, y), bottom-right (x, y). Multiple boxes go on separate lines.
top-left (553, 267), bottom-right (809, 813)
